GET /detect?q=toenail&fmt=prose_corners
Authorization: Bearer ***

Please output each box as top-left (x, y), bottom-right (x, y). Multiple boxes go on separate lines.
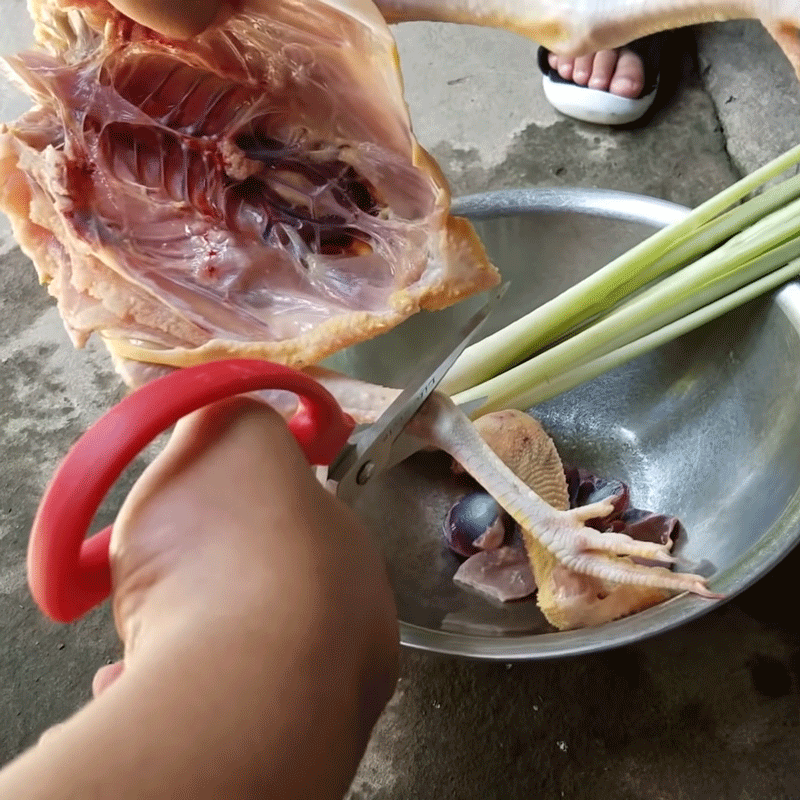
top-left (610, 77), bottom-right (639, 96)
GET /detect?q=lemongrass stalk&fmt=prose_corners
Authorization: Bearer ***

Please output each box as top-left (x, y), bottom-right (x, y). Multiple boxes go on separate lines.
top-left (597, 236), bottom-right (800, 355)
top-left (460, 256), bottom-right (800, 414)
top-left (590, 194), bottom-right (800, 353)
top-left (441, 143), bottom-right (800, 395)
top-left (591, 172), bottom-right (800, 312)
top-left (525, 173), bottom-right (800, 349)
top-left (454, 198), bottom-right (800, 409)
top-left (456, 242), bottom-right (800, 412)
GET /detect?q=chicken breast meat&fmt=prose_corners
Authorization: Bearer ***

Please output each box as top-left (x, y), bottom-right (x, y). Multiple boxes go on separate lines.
top-left (0, 0), bottom-right (499, 372)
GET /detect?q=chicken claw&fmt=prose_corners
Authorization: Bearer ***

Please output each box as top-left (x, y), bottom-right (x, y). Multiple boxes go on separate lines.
top-left (560, 551), bottom-right (720, 598)
top-left (407, 392), bottom-right (714, 597)
top-left (571, 522), bottom-right (676, 564)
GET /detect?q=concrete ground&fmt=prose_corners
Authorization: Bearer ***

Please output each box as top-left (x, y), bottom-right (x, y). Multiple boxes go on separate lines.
top-left (1, 16), bottom-right (800, 800)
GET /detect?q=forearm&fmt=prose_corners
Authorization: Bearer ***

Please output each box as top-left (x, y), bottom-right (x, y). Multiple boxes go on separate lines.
top-left (0, 609), bottom-right (374, 800)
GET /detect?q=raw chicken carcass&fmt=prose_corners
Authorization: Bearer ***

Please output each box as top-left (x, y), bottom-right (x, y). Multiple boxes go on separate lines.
top-left (0, 0), bottom-right (721, 617)
top-left (0, 0), bottom-right (499, 371)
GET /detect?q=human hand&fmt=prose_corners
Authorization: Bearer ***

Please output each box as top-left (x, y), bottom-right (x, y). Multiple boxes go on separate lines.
top-left (97, 396), bottom-right (398, 701)
top-left (107, 0), bottom-right (225, 38)
top-left (3, 397), bottom-right (398, 800)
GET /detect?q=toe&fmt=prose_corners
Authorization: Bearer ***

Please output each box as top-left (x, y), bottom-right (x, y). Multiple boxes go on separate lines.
top-left (555, 56), bottom-right (575, 82)
top-left (571, 53), bottom-right (595, 86)
top-left (609, 48), bottom-right (646, 98)
top-left (588, 49), bottom-right (619, 91)
top-left (570, 498), bottom-right (615, 523)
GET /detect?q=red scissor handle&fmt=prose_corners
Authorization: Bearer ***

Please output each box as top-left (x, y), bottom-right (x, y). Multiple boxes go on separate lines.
top-left (28, 360), bottom-right (356, 624)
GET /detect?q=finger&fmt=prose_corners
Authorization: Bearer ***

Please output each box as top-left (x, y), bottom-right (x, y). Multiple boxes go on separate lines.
top-left (588, 49), bottom-right (620, 91)
top-left (112, 398), bottom-right (298, 558)
top-left (108, 398), bottom-right (313, 616)
top-left (609, 49), bottom-right (646, 98)
top-left (571, 54), bottom-right (595, 86)
top-left (107, 0), bottom-right (224, 39)
top-left (93, 661), bottom-right (126, 698)
top-left (37, 722), bottom-right (66, 747)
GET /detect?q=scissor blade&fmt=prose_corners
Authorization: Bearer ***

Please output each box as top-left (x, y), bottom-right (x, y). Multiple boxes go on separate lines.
top-left (331, 285), bottom-right (506, 503)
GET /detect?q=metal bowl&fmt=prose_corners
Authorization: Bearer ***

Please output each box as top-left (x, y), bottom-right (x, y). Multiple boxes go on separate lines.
top-left (325, 188), bottom-right (800, 660)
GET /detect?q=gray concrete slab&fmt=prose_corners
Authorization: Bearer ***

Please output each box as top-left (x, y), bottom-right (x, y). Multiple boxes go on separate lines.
top-left (1, 15), bottom-right (799, 800)
top-left (394, 25), bottom-right (735, 208)
top-left (696, 21), bottom-right (800, 177)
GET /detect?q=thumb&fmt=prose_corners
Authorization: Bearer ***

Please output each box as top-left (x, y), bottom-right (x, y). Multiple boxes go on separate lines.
top-left (92, 662), bottom-right (126, 698)
top-left (106, 0), bottom-right (225, 38)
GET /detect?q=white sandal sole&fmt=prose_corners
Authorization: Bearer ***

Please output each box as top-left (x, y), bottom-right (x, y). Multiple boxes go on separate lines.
top-left (542, 75), bottom-right (659, 126)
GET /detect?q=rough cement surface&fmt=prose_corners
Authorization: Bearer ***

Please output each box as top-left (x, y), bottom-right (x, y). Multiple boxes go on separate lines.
top-left (1, 15), bottom-right (799, 800)
top-left (696, 21), bottom-right (800, 176)
top-left (396, 26), bottom-right (735, 208)
top-left (350, 585), bottom-right (800, 799)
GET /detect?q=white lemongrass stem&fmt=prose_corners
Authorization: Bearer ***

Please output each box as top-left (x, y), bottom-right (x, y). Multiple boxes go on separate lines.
top-left (457, 256), bottom-right (800, 414)
top-left (441, 143), bottom-right (800, 395)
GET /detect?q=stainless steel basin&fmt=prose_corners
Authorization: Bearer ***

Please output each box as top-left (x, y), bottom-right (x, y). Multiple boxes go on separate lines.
top-left (326, 188), bottom-right (800, 659)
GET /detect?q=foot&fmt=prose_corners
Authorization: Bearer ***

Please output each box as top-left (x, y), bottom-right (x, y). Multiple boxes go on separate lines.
top-left (547, 47), bottom-right (645, 98)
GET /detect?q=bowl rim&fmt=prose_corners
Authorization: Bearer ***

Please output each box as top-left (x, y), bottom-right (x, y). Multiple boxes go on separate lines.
top-left (397, 187), bottom-right (800, 660)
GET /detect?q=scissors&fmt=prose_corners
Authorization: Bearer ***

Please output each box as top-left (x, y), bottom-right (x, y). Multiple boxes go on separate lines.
top-left (28, 288), bottom-right (502, 624)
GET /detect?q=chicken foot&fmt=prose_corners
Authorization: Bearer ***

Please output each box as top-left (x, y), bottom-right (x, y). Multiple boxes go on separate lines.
top-left (406, 392), bottom-right (718, 598)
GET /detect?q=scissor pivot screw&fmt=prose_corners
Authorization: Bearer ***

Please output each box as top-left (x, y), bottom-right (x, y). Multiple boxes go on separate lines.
top-left (356, 461), bottom-right (375, 485)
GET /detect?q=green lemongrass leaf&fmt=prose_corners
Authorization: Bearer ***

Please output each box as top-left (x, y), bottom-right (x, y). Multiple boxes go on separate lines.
top-left (441, 143), bottom-right (800, 395)
top-left (460, 257), bottom-right (800, 414)
top-left (531, 173), bottom-right (800, 349)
